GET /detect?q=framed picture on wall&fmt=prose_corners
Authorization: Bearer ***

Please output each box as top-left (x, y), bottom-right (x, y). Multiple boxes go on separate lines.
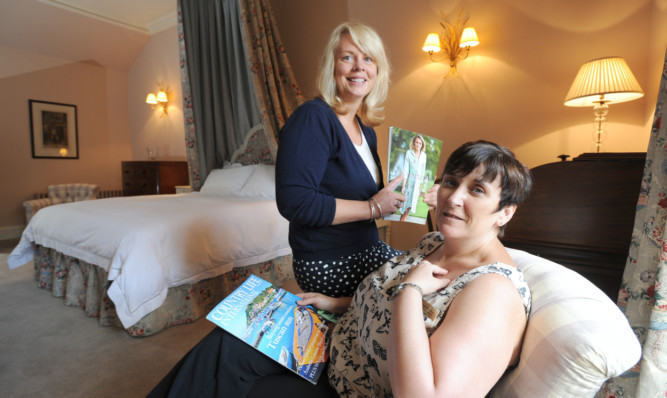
top-left (29, 99), bottom-right (79, 159)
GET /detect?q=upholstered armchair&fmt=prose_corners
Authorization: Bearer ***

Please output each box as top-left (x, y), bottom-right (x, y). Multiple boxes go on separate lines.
top-left (280, 248), bottom-right (641, 397)
top-left (23, 183), bottom-right (100, 223)
top-left (488, 248), bottom-right (640, 397)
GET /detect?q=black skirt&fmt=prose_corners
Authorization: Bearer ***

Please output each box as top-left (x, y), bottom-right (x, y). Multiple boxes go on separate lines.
top-left (147, 328), bottom-right (337, 398)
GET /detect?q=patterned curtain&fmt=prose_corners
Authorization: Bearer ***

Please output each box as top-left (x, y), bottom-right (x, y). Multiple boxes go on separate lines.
top-left (597, 49), bottom-right (667, 397)
top-left (177, 0), bottom-right (302, 190)
top-left (238, 0), bottom-right (304, 158)
top-left (178, 4), bottom-right (202, 189)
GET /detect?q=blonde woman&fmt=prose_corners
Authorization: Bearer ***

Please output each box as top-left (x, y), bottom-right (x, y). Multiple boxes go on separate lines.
top-left (275, 22), bottom-right (408, 302)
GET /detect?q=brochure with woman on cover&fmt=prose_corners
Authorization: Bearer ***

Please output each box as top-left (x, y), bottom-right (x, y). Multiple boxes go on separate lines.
top-left (386, 126), bottom-right (443, 224)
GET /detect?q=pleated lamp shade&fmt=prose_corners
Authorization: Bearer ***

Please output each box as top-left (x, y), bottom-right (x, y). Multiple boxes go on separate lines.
top-left (564, 56), bottom-right (644, 107)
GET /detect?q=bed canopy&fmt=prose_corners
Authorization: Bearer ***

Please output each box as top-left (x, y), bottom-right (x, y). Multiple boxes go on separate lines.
top-left (177, 0), bottom-right (303, 190)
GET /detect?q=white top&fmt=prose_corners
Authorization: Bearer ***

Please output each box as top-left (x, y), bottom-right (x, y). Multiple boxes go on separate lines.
top-left (353, 122), bottom-right (379, 185)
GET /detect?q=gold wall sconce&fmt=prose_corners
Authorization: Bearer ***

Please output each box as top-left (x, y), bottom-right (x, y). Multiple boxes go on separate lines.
top-left (422, 11), bottom-right (479, 76)
top-left (146, 85), bottom-right (169, 116)
top-left (564, 56), bottom-right (644, 153)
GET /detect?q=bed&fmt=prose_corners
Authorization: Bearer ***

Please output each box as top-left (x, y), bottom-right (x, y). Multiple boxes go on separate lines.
top-left (8, 161), bottom-right (294, 337)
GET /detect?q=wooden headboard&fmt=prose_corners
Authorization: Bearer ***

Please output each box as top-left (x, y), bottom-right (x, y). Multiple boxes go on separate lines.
top-left (501, 152), bottom-right (645, 299)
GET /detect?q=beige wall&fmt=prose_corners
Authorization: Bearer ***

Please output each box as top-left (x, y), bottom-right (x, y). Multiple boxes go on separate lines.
top-left (0, 26), bottom-right (183, 239)
top-left (128, 26), bottom-right (186, 162)
top-left (271, 0), bottom-right (666, 250)
top-left (0, 62), bottom-right (131, 238)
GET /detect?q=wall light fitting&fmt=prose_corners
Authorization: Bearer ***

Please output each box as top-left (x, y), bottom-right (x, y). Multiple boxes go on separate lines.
top-left (422, 10), bottom-right (479, 76)
top-left (146, 84), bottom-right (169, 116)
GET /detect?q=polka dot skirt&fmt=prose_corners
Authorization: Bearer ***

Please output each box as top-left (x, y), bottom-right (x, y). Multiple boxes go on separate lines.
top-left (293, 240), bottom-right (403, 297)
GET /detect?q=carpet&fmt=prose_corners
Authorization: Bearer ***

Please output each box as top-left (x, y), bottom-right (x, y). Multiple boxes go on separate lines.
top-left (0, 252), bottom-right (215, 398)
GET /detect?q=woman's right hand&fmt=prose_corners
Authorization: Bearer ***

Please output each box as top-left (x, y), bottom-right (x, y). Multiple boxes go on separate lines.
top-left (372, 176), bottom-right (406, 217)
top-left (403, 260), bottom-right (450, 296)
top-left (296, 293), bottom-right (352, 314)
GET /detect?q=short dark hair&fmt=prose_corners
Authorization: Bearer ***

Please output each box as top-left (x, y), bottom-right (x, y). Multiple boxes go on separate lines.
top-left (443, 141), bottom-right (532, 235)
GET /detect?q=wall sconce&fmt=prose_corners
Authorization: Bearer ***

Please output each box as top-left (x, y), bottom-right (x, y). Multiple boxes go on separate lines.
top-left (564, 56), bottom-right (644, 153)
top-left (422, 10), bottom-right (479, 76)
top-left (146, 85), bottom-right (169, 116)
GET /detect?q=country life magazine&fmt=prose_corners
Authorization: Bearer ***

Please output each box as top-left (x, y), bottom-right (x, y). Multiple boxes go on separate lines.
top-left (206, 275), bottom-right (337, 384)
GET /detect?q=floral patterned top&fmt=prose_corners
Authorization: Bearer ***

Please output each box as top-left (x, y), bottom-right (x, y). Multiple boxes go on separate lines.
top-left (327, 232), bottom-right (531, 397)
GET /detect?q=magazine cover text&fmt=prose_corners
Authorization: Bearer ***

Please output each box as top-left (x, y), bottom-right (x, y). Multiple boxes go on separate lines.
top-left (206, 275), bottom-right (330, 384)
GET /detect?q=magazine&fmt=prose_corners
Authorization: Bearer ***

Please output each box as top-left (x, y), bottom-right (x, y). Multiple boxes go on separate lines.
top-left (206, 275), bottom-right (337, 384)
top-left (385, 126), bottom-right (443, 224)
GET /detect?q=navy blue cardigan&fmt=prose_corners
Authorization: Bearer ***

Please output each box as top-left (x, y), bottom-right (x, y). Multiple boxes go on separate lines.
top-left (275, 98), bottom-right (384, 261)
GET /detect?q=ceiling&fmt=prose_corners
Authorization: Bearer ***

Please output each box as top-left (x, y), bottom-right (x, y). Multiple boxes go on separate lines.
top-left (0, 0), bottom-right (178, 73)
top-left (37, 0), bottom-right (177, 34)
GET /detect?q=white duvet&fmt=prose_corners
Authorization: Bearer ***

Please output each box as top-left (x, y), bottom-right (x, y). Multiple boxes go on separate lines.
top-left (8, 192), bottom-right (291, 328)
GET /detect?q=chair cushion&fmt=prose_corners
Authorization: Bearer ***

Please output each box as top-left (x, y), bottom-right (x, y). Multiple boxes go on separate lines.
top-left (488, 248), bottom-right (641, 398)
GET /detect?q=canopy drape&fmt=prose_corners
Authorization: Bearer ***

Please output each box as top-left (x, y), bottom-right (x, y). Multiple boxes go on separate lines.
top-left (177, 0), bottom-right (302, 190)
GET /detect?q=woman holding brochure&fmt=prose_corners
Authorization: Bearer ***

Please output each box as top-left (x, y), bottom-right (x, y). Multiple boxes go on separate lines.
top-left (149, 140), bottom-right (534, 398)
top-left (275, 21), bottom-right (407, 301)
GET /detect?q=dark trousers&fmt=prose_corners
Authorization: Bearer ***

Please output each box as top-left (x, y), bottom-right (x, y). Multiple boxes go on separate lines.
top-left (147, 328), bottom-right (338, 398)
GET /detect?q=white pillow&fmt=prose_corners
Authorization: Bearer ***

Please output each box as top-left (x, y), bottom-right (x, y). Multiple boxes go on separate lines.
top-left (239, 164), bottom-right (276, 199)
top-left (200, 165), bottom-right (257, 196)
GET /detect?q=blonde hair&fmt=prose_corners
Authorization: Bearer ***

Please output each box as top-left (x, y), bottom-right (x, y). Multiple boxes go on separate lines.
top-left (316, 22), bottom-right (391, 126)
top-left (411, 135), bottom-right (426, 152)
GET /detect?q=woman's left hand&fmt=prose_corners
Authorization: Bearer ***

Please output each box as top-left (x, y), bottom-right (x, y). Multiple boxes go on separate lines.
top-left (296, 293), bottom-right (352, 314)
top-left (403, 260), bottom-right (450, 296)
top-left (372, 176), bottom-right (406, 216)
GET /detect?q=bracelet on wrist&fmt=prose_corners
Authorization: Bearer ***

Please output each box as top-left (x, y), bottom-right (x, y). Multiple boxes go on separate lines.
top-left (392, 282), bottom-right (423, 299)
top-left (370, 198), bottom-right (382, 219)
top-left (368, 199), bottom-right (376, 221)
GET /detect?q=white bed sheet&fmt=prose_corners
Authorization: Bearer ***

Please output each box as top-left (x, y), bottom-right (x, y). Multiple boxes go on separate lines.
top-left (8, 193), bottom-right (291, 328)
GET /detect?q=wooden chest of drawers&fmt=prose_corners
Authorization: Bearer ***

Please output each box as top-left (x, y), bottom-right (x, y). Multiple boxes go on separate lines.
top-left (121, 161), bottom-right (189, 196)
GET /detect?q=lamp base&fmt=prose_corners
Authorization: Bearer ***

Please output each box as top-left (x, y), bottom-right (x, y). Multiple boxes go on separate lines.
top-left (592, 101), bottom-right (609, 153)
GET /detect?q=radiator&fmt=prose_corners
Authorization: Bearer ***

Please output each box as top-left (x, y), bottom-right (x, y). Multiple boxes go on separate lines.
top-left (98, 189), bottom-right (123, 198)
